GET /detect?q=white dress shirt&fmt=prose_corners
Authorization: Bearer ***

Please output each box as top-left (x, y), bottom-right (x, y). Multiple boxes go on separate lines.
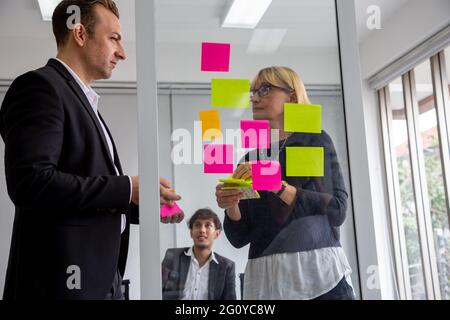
top-left (182, 247), bottom-right (219, 300)
top-left (243, 246), bottom-right (354, 299)
top-left (55, 58), bottom-right (131, 233)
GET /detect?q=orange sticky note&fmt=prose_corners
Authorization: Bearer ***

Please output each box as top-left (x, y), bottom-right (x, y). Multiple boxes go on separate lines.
top-left (199, 110), bottom-right (222, 141)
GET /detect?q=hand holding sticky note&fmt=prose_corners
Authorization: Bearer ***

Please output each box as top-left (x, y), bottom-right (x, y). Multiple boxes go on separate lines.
top-left (219, 177), bottom-right (260, 199)
top-left (160, 202), bottom-right (184, 224)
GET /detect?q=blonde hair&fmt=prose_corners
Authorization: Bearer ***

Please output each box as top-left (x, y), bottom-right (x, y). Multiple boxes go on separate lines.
top-left (251, 66), bottom-right (311, 104)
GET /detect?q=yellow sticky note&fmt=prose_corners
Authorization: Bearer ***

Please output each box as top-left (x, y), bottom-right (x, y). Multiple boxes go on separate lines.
top-left (284, 103), bottom-right (322, 133)
top-left (211, 79), bottom-right (250, 108)
top-left (199, 110), bottom-right (222, 141)
top-left (286, 147), bottom-right (324, 177)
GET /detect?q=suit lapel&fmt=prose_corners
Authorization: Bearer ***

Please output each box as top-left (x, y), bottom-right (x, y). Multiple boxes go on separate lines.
top-left (179, 250), bottom-right (191, 299)
top-left (98, 112), bottom-right (124, 175)
top-left (48, 59), bottom-right (116, 173)
top-left (208, 260), bottom-right (219, 300)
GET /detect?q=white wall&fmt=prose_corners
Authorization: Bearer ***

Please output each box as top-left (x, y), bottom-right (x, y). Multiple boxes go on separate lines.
top-left (156, 44), bottom-right (341, 85)
top-left (97, 91), bottom-right (140, 300)
top-left (359, 0), bottom-right (450, 79)
top-left (357, 0), bottom-right (450, 299)
top-left (0, 36), bottom-right (340, 87)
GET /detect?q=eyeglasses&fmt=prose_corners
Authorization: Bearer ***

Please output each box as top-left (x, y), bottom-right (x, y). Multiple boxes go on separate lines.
top-left (250, 84), bottom-right (292, 99)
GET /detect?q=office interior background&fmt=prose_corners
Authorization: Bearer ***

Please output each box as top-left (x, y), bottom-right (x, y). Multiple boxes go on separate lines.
top-left (0, 0), bottom-right (449, 300)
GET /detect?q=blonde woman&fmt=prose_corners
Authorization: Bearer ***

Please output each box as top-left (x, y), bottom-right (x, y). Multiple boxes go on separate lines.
top-left (215, 66), bottom-right (354, 300)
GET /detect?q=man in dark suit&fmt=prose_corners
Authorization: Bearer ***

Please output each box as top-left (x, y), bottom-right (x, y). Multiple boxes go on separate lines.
top-left (0, 0), bottom-right (181, 300)
top-left (162, 208), bottom-right (236, 300)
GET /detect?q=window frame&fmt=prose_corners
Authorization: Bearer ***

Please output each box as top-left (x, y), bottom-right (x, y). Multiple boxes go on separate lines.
top-left (379, 49), bottom-right (450, 300)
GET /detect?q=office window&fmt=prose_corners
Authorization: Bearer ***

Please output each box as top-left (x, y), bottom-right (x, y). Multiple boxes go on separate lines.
top-left (380, 46), bottom-right (450, 300)
top-left (414, 59), bottom-right (450, 299)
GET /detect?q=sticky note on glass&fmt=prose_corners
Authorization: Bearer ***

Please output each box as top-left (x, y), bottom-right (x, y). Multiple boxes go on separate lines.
top-left (204, 144), bottom-right (234, 173)
top-left (251, 161), bottom-right (281, 191)
top-left (199, 110), bottom-right (222, 141)
top-left (240, 120), bottom-right (270, 149)
top-left (211, 79), bottom-right (250, 108)
top-left (160, 202), bottom-right (183, 218)
top-left (286, 147), bottom-right (324, 177)
top-left (201, 42), bottom-right (230, 72)
top-left (284, 103), bottom-right (322, 133)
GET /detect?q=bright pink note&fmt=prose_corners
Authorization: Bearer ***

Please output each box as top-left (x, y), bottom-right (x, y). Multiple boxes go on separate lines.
top-left (251, 161), bottom-right (281, 191)
top-left (201, 42), bottom-right (230, 72)
top-left (240, 120), bottom-right (270, 149)
top-left (204, 144), bottom-right (234, 173)
top-left (160, 202), bottom-right (183, 218)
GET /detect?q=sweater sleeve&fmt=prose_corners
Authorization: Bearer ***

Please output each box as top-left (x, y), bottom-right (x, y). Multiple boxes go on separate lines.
top-left (292, 132), bottom-right (348, 227)
top-left (223, 199), bottom-right (253, 249)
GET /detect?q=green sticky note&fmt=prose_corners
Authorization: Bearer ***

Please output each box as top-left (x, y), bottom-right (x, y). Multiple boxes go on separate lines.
top-left (211, 79), bottom-right (250, 108)
top-left (286, 147), bottom-right (324, 177)
top-left (284, 103), bottom-right (322, 133)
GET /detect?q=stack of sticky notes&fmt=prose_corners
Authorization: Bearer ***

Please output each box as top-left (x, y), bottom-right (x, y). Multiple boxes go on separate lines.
top-left (219, 177), bottom-right (260, 199)
top-left (160, 202), bottom-right (183, 219)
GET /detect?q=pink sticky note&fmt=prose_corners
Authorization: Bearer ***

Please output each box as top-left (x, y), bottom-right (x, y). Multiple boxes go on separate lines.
top-left (251, 161), bottom-right (281, 191)
top-left (160, 202), bottom-right (183, 218)
top-left (241, 120), bottom-right (270, 149)
top-left (201, 42), bottom-right (230, 72)
top-left (204, 144), bottom-right (234, 173)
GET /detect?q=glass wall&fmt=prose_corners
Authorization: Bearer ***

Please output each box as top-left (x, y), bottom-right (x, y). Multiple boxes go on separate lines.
top-left (155, 0), bottom-right (358, 300)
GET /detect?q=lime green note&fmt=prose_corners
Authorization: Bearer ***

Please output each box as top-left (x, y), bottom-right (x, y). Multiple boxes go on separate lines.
top-left (218, 177), bottom-right (260, 199)
top-left (211, 79), bottom-right (250, 108)
top-left (286, 147), bottom-right (324, 177)
top-left (284, 103), bottom-right (322, 133)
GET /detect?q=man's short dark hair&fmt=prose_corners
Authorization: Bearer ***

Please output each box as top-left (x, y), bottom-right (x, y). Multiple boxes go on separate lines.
top-left (52, 0), bottom-right (119, 48)
top-left (188, 208), bottom-right (222, 231)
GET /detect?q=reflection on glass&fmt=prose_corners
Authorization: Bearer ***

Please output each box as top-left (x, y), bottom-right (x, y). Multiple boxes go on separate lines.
top-left (414, 60), bottom-right (450, 300)
top-left (161, 209), bottom-right (237, 300)
top-left (389, 78), bottom-right (426, 299)
top-left (156, 0), bottom-right (355, 300)
top-left (219, 66), bottom-right (354, 300)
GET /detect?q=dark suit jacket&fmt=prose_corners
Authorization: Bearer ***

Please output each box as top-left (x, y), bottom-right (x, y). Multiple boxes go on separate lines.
top-left (161, 247), bottom-right (236, 300)
top-left (0, 59), bottom-right (139, 300)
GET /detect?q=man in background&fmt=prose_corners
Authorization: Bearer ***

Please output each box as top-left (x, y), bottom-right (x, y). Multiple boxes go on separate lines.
top-left (162, 208), bottom-right (236, 300)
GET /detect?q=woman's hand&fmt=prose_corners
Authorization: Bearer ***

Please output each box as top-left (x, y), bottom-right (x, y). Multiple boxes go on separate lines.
top-left (232, 162), bottom-right (252, 180)
top-left (215, 183), bottom-right (243, 210)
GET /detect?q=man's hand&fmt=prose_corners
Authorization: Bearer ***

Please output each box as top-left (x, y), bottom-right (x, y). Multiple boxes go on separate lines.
top-left (160, 177), bottom-right (181, 206)
top-left (160, 177), bottom-right (183, 224)
top-left (131, 176), bottom-right (139, 205)
top-left (232, 162), bottom-right (252, 180)
top-left (215, 183), bottom-right (243, 210)
top-left (160, 212), bottom-right (184, 224)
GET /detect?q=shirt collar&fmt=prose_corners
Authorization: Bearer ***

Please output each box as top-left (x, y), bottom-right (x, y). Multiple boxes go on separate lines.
top-left (54, 58), bottom-right (100, 107)
top-left (185, 247), bottom-right (219, 264)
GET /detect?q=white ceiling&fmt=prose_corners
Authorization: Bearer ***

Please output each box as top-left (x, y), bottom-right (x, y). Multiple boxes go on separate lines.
top-left (354, 0), bottom-right (411, 41)
top-left (153, 0), bottom-right (338, 48)
top-left (0, 0), bottom-right (411, 48)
